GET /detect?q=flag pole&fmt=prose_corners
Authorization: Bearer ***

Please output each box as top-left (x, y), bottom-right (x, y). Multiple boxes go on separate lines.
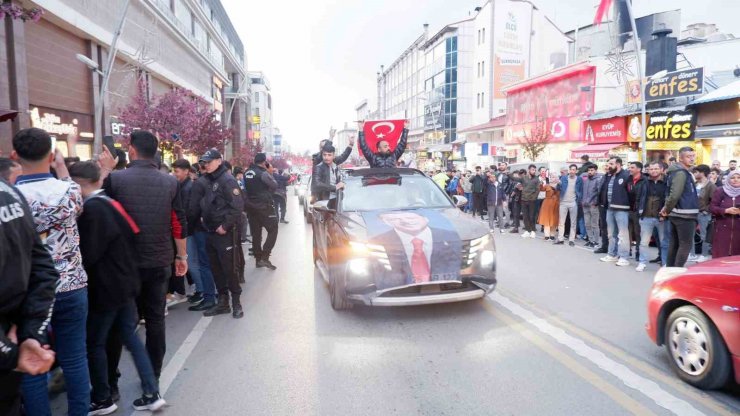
top-left (624, 0), bottom-right (648, 163)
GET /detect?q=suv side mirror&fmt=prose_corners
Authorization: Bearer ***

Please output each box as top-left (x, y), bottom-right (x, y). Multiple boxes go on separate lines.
top-left (452, 195), bottom-right (468, 208)
top-left (312, 200), bottom-right (336, 213)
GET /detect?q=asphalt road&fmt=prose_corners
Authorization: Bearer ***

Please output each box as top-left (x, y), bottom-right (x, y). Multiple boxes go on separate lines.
top-left (52, 192), bottom-right (739, 415)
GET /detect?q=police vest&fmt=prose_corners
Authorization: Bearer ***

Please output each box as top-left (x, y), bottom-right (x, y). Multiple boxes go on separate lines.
top-left (666, 167), bottom-right (699, 216)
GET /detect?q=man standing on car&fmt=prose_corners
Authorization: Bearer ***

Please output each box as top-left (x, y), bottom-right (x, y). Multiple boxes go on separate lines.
top-left (244, 153), bottom-right (279, 270)
top-left (313, 145), bottom-right (346, 202)
top-left (311, 138), bottom-right (353, 200)
top-left (189, 149), bottom-right (245, 318)
top-left (357, 120), bottom-right (409, 168)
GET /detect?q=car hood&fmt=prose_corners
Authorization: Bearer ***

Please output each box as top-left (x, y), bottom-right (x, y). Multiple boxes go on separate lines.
top-left (680, 256), bottom-right (740, 276)
top-left (341, 207), bottom-right (489, 243)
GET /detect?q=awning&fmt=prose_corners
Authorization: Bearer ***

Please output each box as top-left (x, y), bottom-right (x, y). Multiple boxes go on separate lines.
top-left (695, 123), bottom-right (740, 139)
top-left (570, 143), bottom-right (623, 159)
top-left (458, 115), bottom-right (507, 133)
top-left (690, 79), bottom-right (740, 105)
top-left (0, 109), bottom-right (19, 123)
top-left (503, 62), bottom-right (593, 93)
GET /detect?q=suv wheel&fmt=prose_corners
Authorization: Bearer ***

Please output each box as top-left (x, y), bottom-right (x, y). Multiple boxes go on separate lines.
top-left (329, 263), bottom-right (353, 310)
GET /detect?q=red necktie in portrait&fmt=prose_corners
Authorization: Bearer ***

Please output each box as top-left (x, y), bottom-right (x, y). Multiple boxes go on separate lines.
top-left (411, 237), bottom-right (431, 283)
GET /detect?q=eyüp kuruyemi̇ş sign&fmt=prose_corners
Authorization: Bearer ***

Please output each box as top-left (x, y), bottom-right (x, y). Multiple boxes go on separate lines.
top-left (646, 110), bottom-right (696, 141)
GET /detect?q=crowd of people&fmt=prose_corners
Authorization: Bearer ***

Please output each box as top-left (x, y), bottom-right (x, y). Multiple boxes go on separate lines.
top-left (0, 128), bottom-right (294, 416)
top-left (430, 151), bottom-right (740, 270)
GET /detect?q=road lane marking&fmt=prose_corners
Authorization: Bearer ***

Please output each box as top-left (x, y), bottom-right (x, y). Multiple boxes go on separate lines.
top-left (479, 300), bottom-right (658, 415)
top-left (497, 289), bottom-right (737, 416)
top-left (487, 293), bottom-right (705, 416)
top-left (159, 316), bottom-right (213, 395)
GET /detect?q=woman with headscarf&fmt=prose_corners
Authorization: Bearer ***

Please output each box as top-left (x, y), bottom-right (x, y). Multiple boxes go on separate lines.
top-left (709, 171), bottom-right (740, 258)
top-left (537, 175), bottom-right (560, 240)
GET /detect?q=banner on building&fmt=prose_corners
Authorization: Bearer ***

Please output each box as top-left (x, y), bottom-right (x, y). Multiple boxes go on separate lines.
top-left (424, 101), bottom-right (443, 131)
top-left (361, 119), bottom-right (406, 157)
top-left (644, 68), bottom-right (704, 102)
top-left (646, 110), bottom-right (696, 141)
top-left (493, 0), bottom-right (532, 99)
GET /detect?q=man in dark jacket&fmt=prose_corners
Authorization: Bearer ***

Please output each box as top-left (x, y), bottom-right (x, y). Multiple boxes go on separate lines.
top-left (580, 164), bottom-right (603, 248)
top-left (311, 139), bottom-right (353, 198)
top-left (470, 166), bottom-right (486, 220)
top-left (71, 162), bottom-right (165, 413)
top-left (661, 147), bottom-right (700, 267)
top-left (190, 149), bottom-right (245, 318)
top-left (313, 145), bottom-right (345, 202)
top-left (598, 157), bottom-right (632, 266)
top-left (358, 120), bottom-right (409, 168)
top-left (507, 170), bottom-right (524, 234)
top-left (103, 130), bottom-right (188, 379)
top-left (273, 169), bottom-right (291, 224)
top-left (0, 180), bottom-right (56, 416)
top-left (244, 153), bottom-right (279, 270)
top-left (634, 161), bottom-right (668, 270)
top-left (519, 165), bottom-right (540, 238)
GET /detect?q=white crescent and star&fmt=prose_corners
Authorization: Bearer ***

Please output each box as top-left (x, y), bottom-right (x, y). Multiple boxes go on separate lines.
top-left (371, 121), bottom-right (396, 139)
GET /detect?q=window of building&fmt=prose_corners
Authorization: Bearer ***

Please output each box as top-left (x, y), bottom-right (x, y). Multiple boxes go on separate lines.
top-left (267, 93), bottom-right (272, 110)
top-left (482, 28), bottom-right (485, 42)
top-left (481, 61), bottom-right (485, 76)
top-left (476, 93), bottom-right (480, 109)
top-left (255, 92), bottom-right (259, 103)
top-left (477, 62), bottom-right (480, 77)
top-left (481, 92), bottom-right (485, 107)
top-left (174, 0), bottom-right (190, 28)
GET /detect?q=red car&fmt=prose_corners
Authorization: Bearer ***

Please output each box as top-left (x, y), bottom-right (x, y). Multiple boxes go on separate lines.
top-left (646, 256), bottom-right (740, 389)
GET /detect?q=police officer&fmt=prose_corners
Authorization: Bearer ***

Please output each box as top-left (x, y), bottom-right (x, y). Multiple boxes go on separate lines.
top-left (244, 153), bottom-right (279, 270)
top-left (0, 180), bottom-right (57, 415)
top-left (189, 149), bottom-right (245, 319)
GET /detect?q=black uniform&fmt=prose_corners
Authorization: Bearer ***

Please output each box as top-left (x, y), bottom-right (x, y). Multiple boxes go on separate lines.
top-left (244, 163), bottom-right (279, 263)
top-left (189, 164), bottom-right (244, 297)
top-left (0, 181), bottom-right (57, 416)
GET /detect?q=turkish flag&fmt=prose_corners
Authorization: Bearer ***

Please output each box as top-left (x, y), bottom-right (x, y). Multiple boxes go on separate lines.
top-left (593, 0), bottom-right (613, 25)
top-left (361, 119), bottom-right (405, 157)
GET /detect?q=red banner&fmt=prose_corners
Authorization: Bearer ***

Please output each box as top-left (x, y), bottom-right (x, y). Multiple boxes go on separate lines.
top-left (583, 117), bottom-right (627, 144)
top-left (361, 120), bottom-right (405, 156)
top-left (506, 67), bottom-right (595, 126)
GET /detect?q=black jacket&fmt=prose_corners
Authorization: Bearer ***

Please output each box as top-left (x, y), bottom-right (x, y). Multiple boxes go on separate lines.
top-left (104, 160), bottom-right (187, 268)
top-left (598, 169), bottom-right (631, 210)
top-left (311, 145), bottom-right (352, 196)
top-left (358, 129), bottom-right (408, 168)
top-left (634, 177), bottom-right (667, 218)
top-left (77, 192), bottom-right (141, 312)
top-left (244, 163), bottom-right (278, 214)
top-left (0, 181), bottom-right (56, 371)
top-left (313, 162), bottom-right (340, 201)
top-left (189, 165), bottom-right (244, 233)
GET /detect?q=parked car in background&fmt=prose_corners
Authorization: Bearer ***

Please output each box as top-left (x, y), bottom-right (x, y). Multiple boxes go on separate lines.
top-left (645, 257), bottom-right (740, 389)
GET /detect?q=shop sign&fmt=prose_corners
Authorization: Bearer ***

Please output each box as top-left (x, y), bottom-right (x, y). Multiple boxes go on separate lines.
top-left (645, 68), bottom-right (704, 102)
top-left (30, 106), bottom-right (93, 138)
top-left (424, 101), bottom-right (443, 131)
top-left (504, 117), bottom-right (582, 144)
top-left (584, 117), bottom-right (627, 144)
top-left (111, 122), bottom-right (126, 136)
top-left (627, 115), bottom-right (643, 141)
top-left (626, 80), bottom-right (641, 104)
top-left (646, 110), bottom-right (696, 141)
top-left (492, 0), bottom-right (531, 99)
top-left (694, 125), bottom-right (740, 139)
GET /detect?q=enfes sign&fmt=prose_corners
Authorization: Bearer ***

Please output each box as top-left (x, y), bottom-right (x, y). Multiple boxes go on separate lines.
top-left (361, 119), bottom-right (405, 157)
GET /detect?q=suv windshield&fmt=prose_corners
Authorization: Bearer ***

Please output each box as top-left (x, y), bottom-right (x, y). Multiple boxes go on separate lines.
top-left (341, 173), bottom-right (453, 212)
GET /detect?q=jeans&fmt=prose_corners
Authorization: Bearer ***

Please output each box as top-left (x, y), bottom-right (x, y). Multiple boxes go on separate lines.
top-left (88, 300), bottom-right (159, 403)
top-left (248, 209), bottom-right (279, 261)
top-left (668, 217), bottom-right (697, 267)
top-left (697, 212), bottom-right (712, 256)
top-left (22, 288), bottom-right (90, 416)
top-left (464, 192), bottom-right (472, 212)
top-left (599, 205), bottom-right (609, 248)
top-left (583, 205), bottom-right (600, 243)
top-left (606, 209), bottom-right (630, 259)
top-left (192, 231), bottom-right (217, 302)
top-left (510, 201), bottom-right (521, 229)
top-left (521, 200), bottom-right (537, 232)
top-left (487, 204), bottom-right (504, 229)
top-left (472, 193), bottom-right (485, 217)
top-left (273, 194), bottom-right (287, 220)
top-left (577, 205), bottom-right (586, 237)
top-left (629, 211), bottom-right (641, 258)
top-left (558, 202), bottom-right (578, 241)
top-left (186, 236), bottom-right (203, 293)
top-left (638, 217), bottom-right (668, 265)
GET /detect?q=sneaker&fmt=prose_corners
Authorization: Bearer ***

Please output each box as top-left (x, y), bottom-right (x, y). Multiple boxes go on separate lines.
top-left (280, 219), bottom-right (289, 224)
top-left (553, 240), bottom-right (564, 245)
top-left (89, 398), bottom-right (117, 415)
top-left (530, 231), bottom-right (536, 238)
top-left (499, 228), bottom-right (505, 234)
top-left (187, 292), bottom-right (204, 305)
top-left (616, 258), bottom-right (630, 267)
top-left (509, 228), bottom-right (519, 234)
top-left (569, 241), bottom-right (575, 247)
top-left (258, 259), bottom-right (277, 270)
top-left (695, 255), bottom-right (709, 263)
top-left (189, 299), bottom-right (215, 311)
top-left (687, 253), bottom-right (699, 263)
top-left (594, 247), bottom-right (608, 254)
top-left (649, 257), bottom-right (661, 264)
top-left (600, 255), bottom-right (619, 263)
top-left (132, 393), bottom-right (166, 412)
top-left (166, 293), bottom-right (187, 307)
top-left (636, 263), bottom-right (647, 272)
top-left (521, 231), bottom-right (530, 238)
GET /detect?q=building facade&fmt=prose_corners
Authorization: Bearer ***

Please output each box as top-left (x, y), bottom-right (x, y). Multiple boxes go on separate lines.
top-left (249, 71), bottom-right (277, 155)
top-left (1, 0), bottom-right (248, 159)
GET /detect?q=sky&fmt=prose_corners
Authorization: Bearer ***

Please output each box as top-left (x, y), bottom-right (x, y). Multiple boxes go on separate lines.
top-left (221, 0), bottom-right (740, 153)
